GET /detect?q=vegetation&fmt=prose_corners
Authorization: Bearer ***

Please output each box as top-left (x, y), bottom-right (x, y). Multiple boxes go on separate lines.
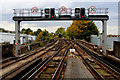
top-left (1, 20), bottom-right (99, 42)
top-left (21, 28), bottom-right (34, 35)
top-left (34, 29), bottom-right (42, 36)
top-left (55, 27), bottom-right (65, 38)
top-left (35, 29), bottom-right (53, 42)
top-left (0, 28), bottom-right (15, 33)
top-left (66, 20), bottom-right (99, 41)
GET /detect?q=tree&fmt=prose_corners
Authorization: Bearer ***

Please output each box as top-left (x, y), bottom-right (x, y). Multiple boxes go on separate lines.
top-left (66, 20), bottom-right (99, 41)
top-left (55, 27), bottom-right (65, 38)
top-left (29, 32), bottom-right (34, 35)
top-left (35, 32), bottom-right (43, 42)
top-left (42, 29), bottom-right (49, 40)
top-left (25, 28), bottom-right (33, 35)
top-left (35, 29), bottom-right (53, 42)
top-left (0, 28), bottom-right (7, 32)
top-left (21, 28), bottom-right (26, 34)
top-left (34, 29), bottom-right (42, 36)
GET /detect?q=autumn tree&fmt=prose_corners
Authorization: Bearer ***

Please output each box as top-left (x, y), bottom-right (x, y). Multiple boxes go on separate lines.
top-left (66, 20), bottom-right (99, 41)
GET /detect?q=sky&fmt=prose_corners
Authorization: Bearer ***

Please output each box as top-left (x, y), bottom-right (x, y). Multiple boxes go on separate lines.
top-left (0, 0), bottom-right (119, 35)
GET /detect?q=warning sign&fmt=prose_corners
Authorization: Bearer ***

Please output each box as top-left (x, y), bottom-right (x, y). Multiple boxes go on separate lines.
top-left (31, 7), bottom-right (39, 14)
top-left (89, 6), bottom-right (96, 14)
top-left (59, 6), bottom-right (67, 14)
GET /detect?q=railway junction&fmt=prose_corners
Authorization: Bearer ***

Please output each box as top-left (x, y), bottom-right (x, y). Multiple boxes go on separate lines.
top-left (0, 7), bottom-right (120, 80)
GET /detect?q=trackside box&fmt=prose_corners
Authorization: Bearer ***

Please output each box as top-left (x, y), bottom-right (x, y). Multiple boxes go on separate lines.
top-left (114, 41), bottom-right (120, 58)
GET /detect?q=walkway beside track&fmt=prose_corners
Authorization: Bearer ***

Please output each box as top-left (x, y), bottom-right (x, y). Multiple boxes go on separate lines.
top-left (64, 58), bottom-right (95, 80)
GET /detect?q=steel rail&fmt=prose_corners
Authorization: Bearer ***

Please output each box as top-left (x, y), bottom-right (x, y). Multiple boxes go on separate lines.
top-left (0, 40), bottom-right (57, 70)
top-left (51, 44), bottom-right (72, 80)
top-left (75, 42), bottom-right (120, 78)
top-left (25, 46), bottom-right (63, 80)
top-left (73, 45), bottom-right (104, 80)
top-left (1, 40), bottom-right (59, 79)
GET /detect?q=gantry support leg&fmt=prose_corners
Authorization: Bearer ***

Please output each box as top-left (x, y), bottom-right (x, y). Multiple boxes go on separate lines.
top-left (15, 21), bottom-right (21, 57)
top-left (102, 20), bottom-right (107, 55)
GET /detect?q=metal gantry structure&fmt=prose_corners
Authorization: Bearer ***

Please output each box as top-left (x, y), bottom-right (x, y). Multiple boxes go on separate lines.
top-left (13, 7), bottom-right (109, 56)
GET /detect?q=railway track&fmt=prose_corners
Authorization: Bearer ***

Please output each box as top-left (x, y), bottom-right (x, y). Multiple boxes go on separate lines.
top-left (8, 40), bottom-right (71, 80)
top-left (1, 39), bottom-right (120, 80)
top-left (74, 41), bottom-right (120, 80)
top-left (1, 40), bottom-right (61, 79)
top-left (77, 40), bottom-right (120, 72)
top-left (0, 40), bottom-right (57, 70)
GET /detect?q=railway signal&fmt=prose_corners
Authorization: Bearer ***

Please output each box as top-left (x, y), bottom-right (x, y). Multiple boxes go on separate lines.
top-left (75, 8), bottom-right (80, 18)
top-left (50, 8), bottom-right (55, 18)
top-left (45, 8), bottom-right (55, 18)
top-left (15, 43), bottom-right (18, 46)
top-left (45, 8), bottom-right (50, 18)
top-left (80, 8), bottom-right (85, 18)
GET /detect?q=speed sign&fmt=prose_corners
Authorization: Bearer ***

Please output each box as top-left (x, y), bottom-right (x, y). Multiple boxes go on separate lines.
top-left (59, 6), bottom-right (67, 14)
top-left (89, 6), bottom-right (96, 14)
top-left (31, 7), bottom-right (39, 14)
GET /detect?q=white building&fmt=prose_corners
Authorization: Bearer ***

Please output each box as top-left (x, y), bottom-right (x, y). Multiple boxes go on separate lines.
top-left (0, 32), bottom-right (36, 44)
top-left (91, 35), bottom-right (119, 49)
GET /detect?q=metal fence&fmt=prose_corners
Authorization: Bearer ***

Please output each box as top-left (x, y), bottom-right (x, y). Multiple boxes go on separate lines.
top-left (13, 8), bottom-right (109, 17)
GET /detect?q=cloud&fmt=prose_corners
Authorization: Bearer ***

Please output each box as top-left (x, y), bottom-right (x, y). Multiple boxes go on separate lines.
top-left (21, 21), bottom-right (72, 29)
top-left (0, 21), bottom-right (65, 33)
top-left (21, 21), bottom-right (71, 32)
top-left (0, 21), bottom-right (118, 35)
top-left (21, 26), bottom-right (62, 33)
top-left (1, 0), bottom-right (120, 3)
top-left (107, 25), bottom-right (118, 35)
top-left (0, 21), bottom-right (15, 31)
top-left (94, 21), bottom-right (118, 35)
top-left (0, 1), bottom-right (119, 35)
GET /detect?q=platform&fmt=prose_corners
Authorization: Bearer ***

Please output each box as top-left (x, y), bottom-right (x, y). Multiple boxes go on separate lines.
top-left (64, 58), bottom-right (95, 80)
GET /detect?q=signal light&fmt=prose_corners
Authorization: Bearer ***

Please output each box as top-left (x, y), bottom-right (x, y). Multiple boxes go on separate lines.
top-left (15, 43), bottom-right (18, 46)
top-left (45, 8), bottom-right (50, 18)
top-left (50, 8), bottom-right (55, 18)
top-left (75, 8), bottom-right (80, 13)
top-left (75, 8), bottom-right (80, 18)
top-left (80, 8), bottom-right (85, 18)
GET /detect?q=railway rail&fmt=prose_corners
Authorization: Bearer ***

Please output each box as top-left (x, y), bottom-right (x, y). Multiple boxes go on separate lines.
top-left (9, 39), bottom-right (71, 80)
top-left (1, 40), bottom-right (60, 79)
top-left (74, 41), bottom-right (120, 80)
top-left (76, 40), bottom-right (120, 71)
top-left (0, 40), bottom-right (57, 70)
top-left (1, 39), bottom-right (120, 80)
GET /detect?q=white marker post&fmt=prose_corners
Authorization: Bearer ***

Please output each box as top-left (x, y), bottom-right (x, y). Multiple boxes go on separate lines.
top-left (70, 49), bottom-right (75, 52)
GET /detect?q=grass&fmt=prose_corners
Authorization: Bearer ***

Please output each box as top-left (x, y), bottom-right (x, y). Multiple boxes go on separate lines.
top-left (91, 64), bottom-right (101, 68)
top-left (45, 68), bottom-right (56, 73)
top-left (50, 60), bottom-right (53, 63)
top-left (96, 69), bottom-right (110, 76)
top-left (39, 74), bottom-right (51, 79)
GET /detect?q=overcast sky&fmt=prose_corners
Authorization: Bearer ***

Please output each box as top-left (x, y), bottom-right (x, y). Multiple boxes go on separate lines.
top-left (0, 0), bottom-right (119, 35)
